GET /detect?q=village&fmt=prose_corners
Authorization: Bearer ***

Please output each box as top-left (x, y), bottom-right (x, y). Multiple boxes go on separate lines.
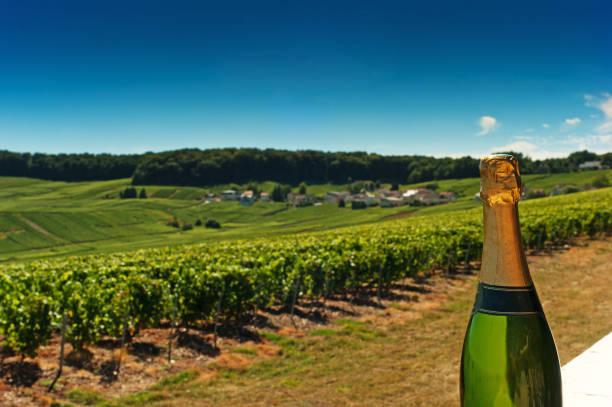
top-left (200, 162), bottom-right (610, 210)
top-left (201, 184), bottom-right (459, 209)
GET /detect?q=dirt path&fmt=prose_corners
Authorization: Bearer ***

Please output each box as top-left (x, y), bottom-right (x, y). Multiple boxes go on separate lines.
top-left (17, 215), bottom-right (64, 242)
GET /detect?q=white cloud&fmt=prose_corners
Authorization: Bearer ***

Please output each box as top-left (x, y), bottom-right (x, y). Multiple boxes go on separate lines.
top-left (600, 94), bottom-right (612, 118)
top-left (525, 128), bottom-right (534, 133)
top-left (492, 140), bottom-right (538, 153)
top-left (595, 134), bottom-right (612, 144)
top-left (490, 130), bottom-right (611, 160)
top-left (491, 139), bottom-right (571, 160)
top-left (595, 121), bottom-right (612, 134)
top-left (585, 93), bottom-right (612, 136)
top-left (476, 116), bottom-right (498, 136)
top-left (542, 123), bottom-right (550, 128)
top-left (565, 117), bottom-right (581, 126)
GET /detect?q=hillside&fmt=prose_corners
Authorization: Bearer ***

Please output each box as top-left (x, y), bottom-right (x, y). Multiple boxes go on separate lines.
top-left (0, 169), bottom-right (610, 262)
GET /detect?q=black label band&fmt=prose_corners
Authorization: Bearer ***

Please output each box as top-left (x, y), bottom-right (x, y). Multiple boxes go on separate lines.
top-left (473, 282), bottom-right (543, 316)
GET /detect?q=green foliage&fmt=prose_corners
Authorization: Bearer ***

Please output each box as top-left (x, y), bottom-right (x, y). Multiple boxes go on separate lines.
top-left (0, 148), bottom-right (609, 187)
top-left (66, 388), bottom-right (106, 405)
top-left (592, 173), bottom-right (609, 188)
top-left (351, 201), bottom-right (367, 210)
top-left (120, 187), bottom-right (137, 199)
top-left (298, 182), bottom-right (307, 194)
top-left (181, 223), bottom-right (193, 231)
top-left (0, 277), bottom-right (53, 357)
top-left (425, 183), bottom-right (438, 191)
top-left (561, 186), bottom-right (580, 194)
top-left (0, 188), bottom-right (609, 359)
top-left (271, 184), bottom-right (291, 202)
top-left (205, 219), bottom-right (221, 229)
top-left (338, 199), bottom-right (346, 208)
top-left (167, 216), bottom-right (181, 228)
top-left (138, 188), bottom-right (147, 199)
top-left (195, 218), bottom-right (202, 226)
top-left (390, 183), bottom-right (399, 191)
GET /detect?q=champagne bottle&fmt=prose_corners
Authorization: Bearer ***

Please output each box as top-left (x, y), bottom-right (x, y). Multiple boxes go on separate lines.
top-left (460, 154), bottom-right (562, 406)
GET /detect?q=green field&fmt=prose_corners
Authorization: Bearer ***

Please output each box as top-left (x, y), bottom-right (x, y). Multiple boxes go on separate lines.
top-left (0, 169), bottom-right (610, 262)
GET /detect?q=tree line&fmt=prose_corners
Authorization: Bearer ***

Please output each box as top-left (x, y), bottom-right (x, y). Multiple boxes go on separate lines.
top-left (1, 148), bottom-right (610, 186)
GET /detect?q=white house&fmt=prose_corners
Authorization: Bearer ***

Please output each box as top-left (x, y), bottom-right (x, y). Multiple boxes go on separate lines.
top-left (380, 196), bottom-right (404, 207)
top-left (220, 190), bottom-right (239, 201)
top-left (579, 161), bottom-right (602, 170)
top-left (240, 190), bottom-right (255, 206)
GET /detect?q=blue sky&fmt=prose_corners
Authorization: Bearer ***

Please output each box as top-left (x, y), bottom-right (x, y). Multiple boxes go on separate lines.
top-left (1, 0), bottom-right (611, 158)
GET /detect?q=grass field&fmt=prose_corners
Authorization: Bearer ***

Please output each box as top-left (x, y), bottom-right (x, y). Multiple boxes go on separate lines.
top-left (0, 169), bottom-right (610, 262)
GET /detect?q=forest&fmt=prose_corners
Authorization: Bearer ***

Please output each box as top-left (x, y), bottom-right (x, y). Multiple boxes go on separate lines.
top-left (0, 148), bottom-right (609, 186)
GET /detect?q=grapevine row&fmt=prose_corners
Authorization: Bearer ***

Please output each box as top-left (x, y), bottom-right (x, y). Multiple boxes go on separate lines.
top-left (0, 188), bottom-right (610, 358)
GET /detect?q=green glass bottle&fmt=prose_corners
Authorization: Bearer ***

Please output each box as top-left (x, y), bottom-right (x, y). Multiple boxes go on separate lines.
top-left (460, 154), bottom-right (562, 406)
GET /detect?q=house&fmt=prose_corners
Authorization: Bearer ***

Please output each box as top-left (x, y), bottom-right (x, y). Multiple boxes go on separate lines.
top-left (439, 191), bottom-right (457, 202)
top-left (239, 190), bottom-right (255, 206)
top-left (402, 188), bottom-right (443, 204)
top-left (287, 193), bottom-right (316, 207)
top-left (324, 191), bottom-right (351, 204)
top-left (380, 196), bottom-right (404, 207)
top-left (365, 192), bottom-right (379, 206)
top-left (324, 191), bottom-right (343, 204)
top-left (579, 161), bottom-right (602, 170)
top-left (377, 189), bottom-right (402, 198)
top-left (220, 189), bottom-right (239, 201)
top-left (260, 192), bottom-right (270, 202)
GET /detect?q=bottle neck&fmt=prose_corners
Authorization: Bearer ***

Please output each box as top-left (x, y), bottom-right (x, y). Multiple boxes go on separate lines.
top-left (480, 203), bottom-right (532, 287)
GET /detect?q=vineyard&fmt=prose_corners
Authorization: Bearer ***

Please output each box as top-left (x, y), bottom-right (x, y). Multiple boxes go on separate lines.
top-left (0, 188), bottom-right (610, 360)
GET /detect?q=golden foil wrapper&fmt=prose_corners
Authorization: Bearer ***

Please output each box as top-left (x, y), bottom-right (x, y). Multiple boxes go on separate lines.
top-left (479, 154), bottom-right (523, 206)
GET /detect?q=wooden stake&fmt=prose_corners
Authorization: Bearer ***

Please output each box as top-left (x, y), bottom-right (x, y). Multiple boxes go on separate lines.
top-left (48, 313), bottom-right (66, 392)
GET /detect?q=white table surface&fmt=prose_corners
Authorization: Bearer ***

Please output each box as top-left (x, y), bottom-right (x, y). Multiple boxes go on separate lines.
top-left (562, 332), bottom-right (612, 406)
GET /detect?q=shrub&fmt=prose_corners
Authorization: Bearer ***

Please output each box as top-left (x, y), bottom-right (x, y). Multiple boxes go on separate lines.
top-left (349, 181), bottom-right (365, 194)
top-left (139, 188), bottom-right (147, 199)
top-left (338, 199), bottom-right (346, 208)
top-left (205, 219), bottom-right (221, 229)
top-left (561, 186), bottom-right (580, 194)
top-left (195, 219), bottom-right (202, 226)
top-left (351, 200), bottom-right (367, 210)
top-left (181, 223), bottom-right (193, 231)
top-left (390, 183), bottom-right (399, 191)
top-left (167, 216), bottom-right (181, 228)
top-left (119, 187), bottom-right (137, 199)
top-left (271, 184), bottom-right (292, 202)
top-left (425, 183), bottom-right (438, 191)
top-left (298, 182), bottom-right (307, 194)
top-left (592, 174), bottom-right (610, 188)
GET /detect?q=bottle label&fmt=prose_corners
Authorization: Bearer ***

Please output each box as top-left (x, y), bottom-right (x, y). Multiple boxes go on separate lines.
top-left (473, 282), bottom-right (543, 316)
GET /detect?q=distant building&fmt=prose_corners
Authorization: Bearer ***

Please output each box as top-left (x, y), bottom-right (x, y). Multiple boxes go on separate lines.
top-left (240, 190), bottom-right (255, 206)
top-left (324, 191), bottom-right (348, 204)
top-left (364, 192), bottom-right (379, 206)
top-left (579, 161), bottom-right (602, 170)
top-left (402, 188), bottom-right (443, 204)
top-left (380, 196), bottom-right (404, 207)
top-left (287, 193), bottom-right (316, 207)
top-left (439, 191), bottom-right (457, 202)
top-left (220, 190), bottom-right (239, 201)
top-left (260, 192), bottom-right (270, 202)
